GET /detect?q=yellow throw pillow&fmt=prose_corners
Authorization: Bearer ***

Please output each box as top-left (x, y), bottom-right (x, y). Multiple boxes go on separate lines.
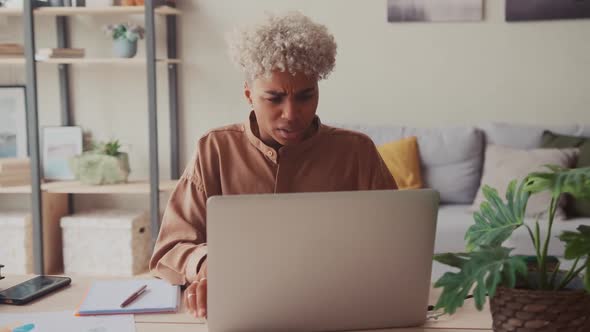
top-left (377, 136), bottom-right (423, 190)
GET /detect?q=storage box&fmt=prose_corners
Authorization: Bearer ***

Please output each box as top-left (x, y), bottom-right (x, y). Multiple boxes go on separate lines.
top-left (61, 210), bottom-right (151, 276)
top-left (0, 212), bottom-right (33, 274)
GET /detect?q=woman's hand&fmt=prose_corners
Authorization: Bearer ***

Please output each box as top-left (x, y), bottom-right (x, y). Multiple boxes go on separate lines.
top-left (184, 258), bottom-right (208, 318)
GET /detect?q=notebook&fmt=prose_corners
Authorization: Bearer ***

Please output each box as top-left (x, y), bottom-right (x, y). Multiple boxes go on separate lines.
top-left (77, 279), bottom-right (180, 316)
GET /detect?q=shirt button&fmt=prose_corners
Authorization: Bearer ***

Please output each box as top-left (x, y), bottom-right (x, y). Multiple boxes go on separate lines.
top-left (267, 150), bottom-right (274, 157)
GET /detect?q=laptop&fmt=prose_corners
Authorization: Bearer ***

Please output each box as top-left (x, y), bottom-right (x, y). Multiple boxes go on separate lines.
top-left (207, 189), bottom-right (439, 332)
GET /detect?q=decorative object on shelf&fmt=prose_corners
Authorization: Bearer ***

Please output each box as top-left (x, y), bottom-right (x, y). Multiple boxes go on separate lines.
top-left (42, 126), bottom-right (83, 181)
top-left (85, 0), bottom-right (113, 8)
top-left (0, 158), bottom-right (30, 187)
top-left (506, 0), bottom-right (590, 22)
top-left (103, 23), bottom-right (145, 58)
top-left (121, 0), bottom-right (145, 5)
top-left (35, 48), bottom-right (85, 61)
top-left (433, 166), bottom-right (590, 330)
top-left (387, 0), bottom-right (483, 22)
top-left (0, 212), bottom-right (33, 274)
top-left (0, 86), bottom-right (27, 158)
top-left (2, 0), bottom-right (22, 8)
top-left (61, 210), bottom-right (151, 276)
top-left (70, 139), bottom-right (130, 185)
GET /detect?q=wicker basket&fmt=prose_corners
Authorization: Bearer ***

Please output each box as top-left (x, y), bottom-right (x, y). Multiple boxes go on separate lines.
top-left (490, 286), bottom-right (590, 332)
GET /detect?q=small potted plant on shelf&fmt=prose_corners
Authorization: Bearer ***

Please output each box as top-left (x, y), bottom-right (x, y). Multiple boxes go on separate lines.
top-left (70, 139), bottom-right (130, 185)
top-left (433, 165), bottom-right (590, 331)
top-left (103, 23), bottom-right (145, 58)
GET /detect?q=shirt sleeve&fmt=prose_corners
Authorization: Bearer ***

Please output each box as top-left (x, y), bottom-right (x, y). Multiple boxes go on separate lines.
top-left (149, 149), bottom-right (209, 286)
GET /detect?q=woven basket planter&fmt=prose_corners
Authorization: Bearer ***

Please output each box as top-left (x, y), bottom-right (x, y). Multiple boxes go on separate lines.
top-left (490, 286), bottom-right (590, 332)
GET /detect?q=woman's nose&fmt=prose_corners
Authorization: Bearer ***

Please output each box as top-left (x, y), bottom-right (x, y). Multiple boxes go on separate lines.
top-left (281, 99), bottom-right (298, 121)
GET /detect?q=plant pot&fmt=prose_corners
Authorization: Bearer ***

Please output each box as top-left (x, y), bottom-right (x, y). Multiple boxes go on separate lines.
top-left (70, 152), bottom-right (130, 185)
top-left (113, 38), bottom-right (137, 58)
top-left (490, 286), bottom-right (590, 331)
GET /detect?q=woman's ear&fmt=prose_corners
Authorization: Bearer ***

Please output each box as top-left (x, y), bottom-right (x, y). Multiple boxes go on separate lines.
top-left (244, 81), bottom-right (253, 107)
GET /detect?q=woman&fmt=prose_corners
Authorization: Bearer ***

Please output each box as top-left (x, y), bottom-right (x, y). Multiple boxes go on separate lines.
top-left (149, 11), bottom-right (397, 319)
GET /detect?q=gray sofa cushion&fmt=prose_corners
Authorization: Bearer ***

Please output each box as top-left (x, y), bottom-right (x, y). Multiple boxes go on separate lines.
top-left (434, 204), bottom-right (590, 257)
top-left (480, 122), bottom-right (590, 149)
top-left (332, 124), bottom-right (484, 204)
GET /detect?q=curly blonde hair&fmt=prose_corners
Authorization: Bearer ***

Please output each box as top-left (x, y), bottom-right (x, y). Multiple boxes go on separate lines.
top-left (227, 11), bottom-right (337, 82)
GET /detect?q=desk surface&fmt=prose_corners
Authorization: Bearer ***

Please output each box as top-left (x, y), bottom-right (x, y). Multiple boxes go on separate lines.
top-left (0, 275), bottom-right (492, 331)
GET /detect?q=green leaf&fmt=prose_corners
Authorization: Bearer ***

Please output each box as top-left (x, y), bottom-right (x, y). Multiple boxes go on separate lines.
top-left (465, 181), bottom-right (529, 251)
top-left (559, 225), bottom-right (590, 260)
top-left (433, 253), bottom-right (469, 269)
top-left (433, 247), bottom-right (527, 315)
top-left (585, 259), bottom-right (590, 293)
top-left (525, 166), bottom-right (590, 200)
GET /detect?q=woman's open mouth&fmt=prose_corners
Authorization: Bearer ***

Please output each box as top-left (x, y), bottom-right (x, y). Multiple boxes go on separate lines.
top-left (276, 128), bottom-right (303, 141)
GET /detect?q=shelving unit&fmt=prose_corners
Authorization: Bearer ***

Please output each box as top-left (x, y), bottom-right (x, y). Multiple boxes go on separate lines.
top-left (0, 180), bottom-right (177, 194)
top-left (0, 58), bottom-right (181, 64)
top-left (0, 1), bottom-right (181, 274)
top-left (0, 5), bottom-right (181, 16)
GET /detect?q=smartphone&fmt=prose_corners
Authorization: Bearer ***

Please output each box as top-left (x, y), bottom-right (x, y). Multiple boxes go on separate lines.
top-left (0, 275), bottom-right (71, 305)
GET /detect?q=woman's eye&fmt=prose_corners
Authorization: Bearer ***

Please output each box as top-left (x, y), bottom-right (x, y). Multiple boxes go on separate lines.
top-left (267, 98), bottom-right (282, 104)
top-left (297, 95), bottom-right (313, 101)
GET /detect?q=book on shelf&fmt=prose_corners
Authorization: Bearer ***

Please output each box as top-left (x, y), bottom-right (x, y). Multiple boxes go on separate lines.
top-left (0, 171), bottom-right (30, 179)
top-left (0, 158), bottom-right (30, 172)
top-left (0, 176), bottom-right (31, 187)
top-left (0, 43), bottom-right (24, 57)
top-left (0, 171), bottom-right (30, 178)
top-left (35, 48), bottom-right (85, 60)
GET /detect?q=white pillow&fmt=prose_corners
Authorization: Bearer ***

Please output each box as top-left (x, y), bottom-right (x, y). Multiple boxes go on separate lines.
top-left (471, 145), bottom-right (579, 220)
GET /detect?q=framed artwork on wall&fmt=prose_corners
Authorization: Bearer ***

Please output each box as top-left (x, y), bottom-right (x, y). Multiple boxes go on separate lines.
top-left (0, 86), bottom-right (27, 159)
top-left (387, 0), bottom-right (483, 22)
top-left (42, 126), bottom-right (83, 181)
top-left (506, 0), bottom-right (590, 22)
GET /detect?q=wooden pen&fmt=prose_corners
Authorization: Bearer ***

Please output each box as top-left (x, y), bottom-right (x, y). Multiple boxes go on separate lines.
top-left (120, 284), bottom-right (148, 308)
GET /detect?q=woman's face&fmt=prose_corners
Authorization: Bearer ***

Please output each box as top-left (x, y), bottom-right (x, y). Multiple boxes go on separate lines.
top-left (245, 71), bottom-right (319, 149)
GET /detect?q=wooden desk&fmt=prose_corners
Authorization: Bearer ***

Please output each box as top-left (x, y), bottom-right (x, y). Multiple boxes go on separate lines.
top-left (0, 275), bottom-right (492, 331)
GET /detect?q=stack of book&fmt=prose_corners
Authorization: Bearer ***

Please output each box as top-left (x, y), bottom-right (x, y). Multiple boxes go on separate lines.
top-left (0, 158), bottom-right (31, 187)
top-left (0, 43), bottom-right (24, 58)
top-left (36, 48), bottom-right (85, 60)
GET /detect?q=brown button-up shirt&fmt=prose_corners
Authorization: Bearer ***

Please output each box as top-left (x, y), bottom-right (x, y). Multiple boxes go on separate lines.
top-left (149, 113), bottom-right (397, 285)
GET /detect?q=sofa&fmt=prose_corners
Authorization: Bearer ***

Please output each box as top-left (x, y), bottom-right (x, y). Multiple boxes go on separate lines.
top-left (335, 122), bottom-right (590, 281)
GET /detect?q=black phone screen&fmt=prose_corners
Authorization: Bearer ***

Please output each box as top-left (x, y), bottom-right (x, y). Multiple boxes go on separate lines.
top-left (0, 276), bottom-right (71, 304)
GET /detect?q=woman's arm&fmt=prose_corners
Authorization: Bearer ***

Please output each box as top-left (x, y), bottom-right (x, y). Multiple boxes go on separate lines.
top-left (149, 152), bottom-right (209, 286)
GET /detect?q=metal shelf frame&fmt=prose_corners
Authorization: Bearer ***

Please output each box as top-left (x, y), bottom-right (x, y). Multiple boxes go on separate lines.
top-left (21, 0), bottom-right (180, 274)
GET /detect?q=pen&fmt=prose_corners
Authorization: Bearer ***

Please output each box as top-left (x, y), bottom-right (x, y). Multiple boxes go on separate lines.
top-left (120, 284), bottom-right (148, 308)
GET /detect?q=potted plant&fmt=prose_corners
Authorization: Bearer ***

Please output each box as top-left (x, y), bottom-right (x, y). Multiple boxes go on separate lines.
top-left (103, 23), bottom-right (145, 58)
top-left (70, 139), bottom-right (130, 185)
top-left (433, 165), bottom-right (590, 331)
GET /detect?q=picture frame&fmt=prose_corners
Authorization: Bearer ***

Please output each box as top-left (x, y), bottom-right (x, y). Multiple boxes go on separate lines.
top-left (42, 126), bottom-right (83, 181)
top-left (387, 0), bottom-right (484, 23)
top-left (0, 86), bottom-right (28, 159)
top-left (506, 0), bottom-right (590, 22)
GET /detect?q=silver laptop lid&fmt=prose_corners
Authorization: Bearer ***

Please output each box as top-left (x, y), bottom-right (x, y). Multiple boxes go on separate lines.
top-left (207, 189), bottom-right (439, 332)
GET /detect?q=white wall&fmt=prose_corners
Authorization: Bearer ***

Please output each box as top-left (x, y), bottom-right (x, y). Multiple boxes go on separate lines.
top-left (1, 0), bottom-right (589, 210)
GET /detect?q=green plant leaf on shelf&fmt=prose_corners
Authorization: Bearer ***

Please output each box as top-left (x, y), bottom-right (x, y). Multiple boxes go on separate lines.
top-left (433, 247), bottom-right (527, 315)
top-left (524, 166), bottom-right (590, 200)
top-left (558, 225), bottom-right (590, 260)
top-left (465, 180), bottom-right (529, 252)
